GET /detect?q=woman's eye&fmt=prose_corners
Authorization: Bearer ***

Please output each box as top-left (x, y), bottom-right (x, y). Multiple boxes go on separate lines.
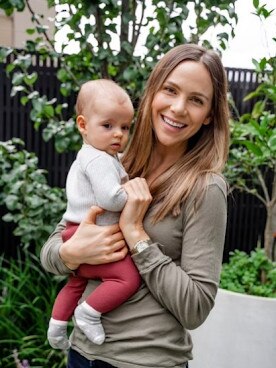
top-left (163, 86), bottom-right (176, 94)
top-left (191, 97), bottom-right (204, 105)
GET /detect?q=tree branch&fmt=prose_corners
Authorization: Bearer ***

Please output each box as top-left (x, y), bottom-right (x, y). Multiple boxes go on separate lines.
top-left (25, 0), bottom-right (55, 49)
top-left (120, 0), bottom-right (130, 47)
top-left (257, 167), bottom-right (270, 204)
top-left (271, 163), bottom-right (276, 208)
top-left (25, 0), bottom-right (81, 87)
top-left (131, 0), bottom-right (146, 50)
top-left (94, 5), bottom-right (109, 78)
top-left (232, 183), bottom-right (267, 207)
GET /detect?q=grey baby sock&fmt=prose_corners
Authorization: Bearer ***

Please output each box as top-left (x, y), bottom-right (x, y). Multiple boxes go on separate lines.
top-left (47, 318), bottom-right (71, 350)
top-left (74, 301), bottom-right (105, 345)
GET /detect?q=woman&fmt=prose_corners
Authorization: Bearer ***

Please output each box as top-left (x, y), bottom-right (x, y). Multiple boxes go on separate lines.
top-left (41, 43), bottom-right (229, 368)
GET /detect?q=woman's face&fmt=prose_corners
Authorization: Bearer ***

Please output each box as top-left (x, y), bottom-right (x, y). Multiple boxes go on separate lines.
top-left (151, 61), bottom-right (213, 154)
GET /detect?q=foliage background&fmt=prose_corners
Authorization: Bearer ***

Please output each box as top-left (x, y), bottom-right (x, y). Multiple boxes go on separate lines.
top-left (0, 0), bottom-right (275, 366)
top-left (0, 1), bottom-right (238, 365)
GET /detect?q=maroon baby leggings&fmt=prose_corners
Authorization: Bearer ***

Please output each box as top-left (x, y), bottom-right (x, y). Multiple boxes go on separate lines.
top-left (51, 223), bottom-right (141, 321)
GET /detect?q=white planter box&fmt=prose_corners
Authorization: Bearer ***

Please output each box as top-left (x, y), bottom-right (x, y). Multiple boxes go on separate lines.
top-left (189, 288), bottom-right (276, 368)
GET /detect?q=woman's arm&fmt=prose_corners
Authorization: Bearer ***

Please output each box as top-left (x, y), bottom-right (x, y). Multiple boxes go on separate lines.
top-left (40, 218), bottom-right (71, 275)
top-left (41, 206), bottom-right (128, 275)
top-left (120, 178), bottom-right (227, 330)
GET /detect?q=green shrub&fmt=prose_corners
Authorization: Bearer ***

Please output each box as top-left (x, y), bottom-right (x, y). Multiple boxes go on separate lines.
top-left (0, 139), bottom-right (66, 254)
top-left (0, 250), bottom-right (67, 367)
top-left (220, 248), bottom-right (276, 298)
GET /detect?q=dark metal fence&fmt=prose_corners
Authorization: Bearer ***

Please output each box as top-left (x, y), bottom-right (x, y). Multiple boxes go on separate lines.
top-left (0, 54), bottom-right (266, 261)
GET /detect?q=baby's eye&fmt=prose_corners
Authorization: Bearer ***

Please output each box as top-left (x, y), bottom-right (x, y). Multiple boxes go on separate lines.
top-left (103, 123), bottom-right (112, 129)
top-left (122, 125), bottom-right (130, 131)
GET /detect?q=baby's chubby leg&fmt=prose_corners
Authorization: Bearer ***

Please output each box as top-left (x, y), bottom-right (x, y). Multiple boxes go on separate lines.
top-left (47, 318), bottom-right (71, 350)
top-left (74, 255), bottom-right (141, 345)
top-left (74, 301), bottom-right (105, 345)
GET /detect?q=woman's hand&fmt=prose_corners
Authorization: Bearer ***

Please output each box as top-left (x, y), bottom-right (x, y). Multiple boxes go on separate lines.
top-left (59, 206), bottom-right (128, 270)
top-left (119, 178), bottom-right (152, 250)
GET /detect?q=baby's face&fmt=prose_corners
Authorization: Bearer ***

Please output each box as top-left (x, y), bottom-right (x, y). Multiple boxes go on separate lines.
top-left (78, 97), bottom-right (134, 156)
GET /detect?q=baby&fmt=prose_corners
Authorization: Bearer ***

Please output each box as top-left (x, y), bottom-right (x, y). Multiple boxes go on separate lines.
top-left (47, 79), bottom-right (141, 350)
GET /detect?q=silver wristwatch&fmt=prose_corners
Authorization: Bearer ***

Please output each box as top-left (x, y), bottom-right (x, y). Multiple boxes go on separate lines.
top-left (131, 239), bottom-right (152, 255)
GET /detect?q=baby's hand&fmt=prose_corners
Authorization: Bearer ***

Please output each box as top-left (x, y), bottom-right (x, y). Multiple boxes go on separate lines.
top-left (120, 178), bottom-right (152, 249)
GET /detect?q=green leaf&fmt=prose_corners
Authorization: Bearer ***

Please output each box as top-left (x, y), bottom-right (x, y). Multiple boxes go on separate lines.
top-left (60, 85), bottom-right (71, 96)
top-left (259, 57), bottom-right (268, 71)
top-left (27, 195), bottom-right (45, 208)
top-left (5, 194), bottom-right (19, 211)
top-left (47, 97), bottom-right (57, 105)
top-left (43, 105), bottom-right (54, 118)
top-left (14, 53), bottom-right (32, 69)
top-left (268, 135), bottom-right (276, 151)
top-left (55, 103), bottom-right (67, 115)
top-left (23, 72), bottom-right (38, 86)
top-left (10, 85), bottom-right (25, 97)
top-left (2, 213), bottom-right (14, 222)
top-left (242, 141), bottom-right (263, 156)
top-left (20, 96), bottom-right (29, 106)
top-left (10, 0), bottom-right (25, 11)
top-left (57, 68), bottom-right (68, 82)
top-left (121, 41), bottom-right (133, 55)
top-left (253, 0), bottom-right (259, 9)
top-left (0, 47), bottom-right (13, 62)
top-left (6, 63), bottom-right (16, 73)
top-left (243, 91), bottom-right (259, 101)
top-left (28, 91), bottom-right (39, 99)
top-left (32, 98), bottom-right (44, 113)
top-left (252, 58), bottom-right (260, 71)
top-left (252, 101), bottom-right (265, 118)
top-left (12, 72), bottom-right (25, 85)
top-left (26, 28), bottom-right (36, 35)
top-left (123, 67), bottom-right (137, 81)
top-left (36, 25), bottom-right (49, 33)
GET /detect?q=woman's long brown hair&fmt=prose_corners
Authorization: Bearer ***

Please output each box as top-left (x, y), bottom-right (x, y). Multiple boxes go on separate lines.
top-left (122, 44), bottom-right (230, 222)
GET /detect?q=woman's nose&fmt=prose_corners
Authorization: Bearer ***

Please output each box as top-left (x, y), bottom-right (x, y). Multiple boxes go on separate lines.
top-left (170, 98), bottom-right (187, 115)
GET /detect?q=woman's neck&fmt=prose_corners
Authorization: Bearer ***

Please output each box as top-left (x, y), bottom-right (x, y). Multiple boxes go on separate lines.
top-left (146, 145), bottom-right (185, 185)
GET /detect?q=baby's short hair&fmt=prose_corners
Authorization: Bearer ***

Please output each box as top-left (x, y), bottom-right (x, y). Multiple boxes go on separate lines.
top-left (76, 79), bottom-right (132, 116)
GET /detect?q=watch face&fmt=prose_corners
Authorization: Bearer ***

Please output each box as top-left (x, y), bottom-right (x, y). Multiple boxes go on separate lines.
top-left (136, 241), bottom-right (150, 253)
top-left (135, 241), bottom-right (149, 253)
top-left (132, 239), bottom-right (151, 255)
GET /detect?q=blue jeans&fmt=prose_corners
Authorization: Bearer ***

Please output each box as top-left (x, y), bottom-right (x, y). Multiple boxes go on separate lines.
top-left (67, 349), bottom-right (116, 368)
top-left (67, 348), bottom-right (189, 368)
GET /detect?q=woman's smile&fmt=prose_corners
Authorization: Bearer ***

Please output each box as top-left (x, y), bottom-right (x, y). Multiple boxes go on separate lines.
top-left (161, 114), bottom-right (187, 129)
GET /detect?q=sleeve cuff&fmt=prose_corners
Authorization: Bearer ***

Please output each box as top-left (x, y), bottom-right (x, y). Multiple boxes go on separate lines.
top-left (56, 246), bottom-right (76, 275)
top-left (132, 243), bottom-right (171, 274)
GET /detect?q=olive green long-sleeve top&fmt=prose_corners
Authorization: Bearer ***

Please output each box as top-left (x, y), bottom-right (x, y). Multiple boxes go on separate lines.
top-left (40, 174), bottom-right (227, 368)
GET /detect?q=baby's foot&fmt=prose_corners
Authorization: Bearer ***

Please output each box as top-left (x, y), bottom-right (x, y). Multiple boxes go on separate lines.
top-left (47, 318), bottom-right (71, 350)
top-left (74, 302), bottom-right (105, 345)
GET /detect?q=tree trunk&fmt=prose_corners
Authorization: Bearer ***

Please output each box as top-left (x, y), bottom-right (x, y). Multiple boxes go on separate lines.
top-left (264, 202), bottom-right (274, 260)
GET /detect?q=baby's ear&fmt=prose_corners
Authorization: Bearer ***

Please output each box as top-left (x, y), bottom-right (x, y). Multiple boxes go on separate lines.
top-left (76, 115), bottom-right (87, 134)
